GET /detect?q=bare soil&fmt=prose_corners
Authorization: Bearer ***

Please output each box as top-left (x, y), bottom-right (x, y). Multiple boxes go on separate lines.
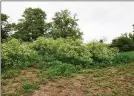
top-left (2, 62), bottom-right (134, 96)
top-left (33, 75), bottom-right (87, 96)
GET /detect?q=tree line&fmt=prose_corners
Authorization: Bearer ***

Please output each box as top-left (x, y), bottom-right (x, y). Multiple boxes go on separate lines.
top-left (1, 7), bottom-right (134, 52)
top-left (1, 8), bottom-right (82, 42)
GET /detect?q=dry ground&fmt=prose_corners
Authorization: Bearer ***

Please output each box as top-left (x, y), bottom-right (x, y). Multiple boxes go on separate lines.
top-left (2, 62), bottom-right (134, 96)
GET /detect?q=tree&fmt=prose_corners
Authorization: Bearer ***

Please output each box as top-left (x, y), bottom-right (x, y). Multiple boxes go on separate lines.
top-left (48, 9), bottom-right (83, 39)
top-left (99, 37), bottom-right (107, 43)
top-left (1, 13), bottom-right (13, 42)
top-left (110, 32), bottom-right (134, 52)
top-left (13, 7), bottom-right (46, 41)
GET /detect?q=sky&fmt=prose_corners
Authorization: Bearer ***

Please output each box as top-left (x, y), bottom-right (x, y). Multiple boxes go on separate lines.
top-left (2, 1), bottom-right (134, 43)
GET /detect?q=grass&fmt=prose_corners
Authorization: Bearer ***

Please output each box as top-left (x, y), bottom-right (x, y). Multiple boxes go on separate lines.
top-left (45, 63), bottom-right (77, 78)
top-left (2, 69), bottom-right (20, 79)
top-left (113, 51), bottom-right (134, 64)
top-left (1, 68), bottom-right (41, 96)
top-left (22, 80), bottom-right (40, 93)
top-left (2, 62), bottom-right (134, 96)
top-left (2, 51), bottom-right (134, 95)
top-left (84, 62), bottom-right (134, 95)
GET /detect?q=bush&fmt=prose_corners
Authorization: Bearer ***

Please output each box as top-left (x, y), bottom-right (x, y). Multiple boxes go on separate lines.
top-left (32, 37), bottom-right (57, 55)
top-left (32, 37), bottom-right (93, 67)
top-left (2, 38), bottom-right (39, 69)
top-left (56, 38), bottom-right (93, 66)
top-left (3, 37), bottom-right (126, 71)
top-left (111, 33), bottom-right (134, 52)
top-left (45, 63), bottom-right (77, 78)
top-left (86, 41), bottom-right (118, 65)
top-left (113, 51), bottom-right (134, 64)
top-left (47, 60), bottom-right (63, 67)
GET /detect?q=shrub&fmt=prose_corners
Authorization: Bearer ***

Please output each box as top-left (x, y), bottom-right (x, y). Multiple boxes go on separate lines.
top-left (86, 41), bottom-right (118, 65)
top-left (111, 32), bottom-right (134, 52)
top-left (32, 37), bottom-right (57, 55)
top-left (2, 38), bottom-right (39, 69)
top-left (47, 60), bottom-right (63, 67)
top-left (45, 63), bottom-right (77, 78)
top-left (56, 38), bottom-right (93, 66)
top-left (113, 51), bottom-right (134, 64)
top-left (32, 37), bottom-right (93, 67)
top-left (2, 37), bottom-right (124, 70)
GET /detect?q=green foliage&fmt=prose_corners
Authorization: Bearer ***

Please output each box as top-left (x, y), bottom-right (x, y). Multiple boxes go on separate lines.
top-left (22, 80), bottom-right (40, 93)
top-left (45, 63), bottom-right (77, 78)
top-left (86, 41), bottom-right (118, 65)
top-left (1, 13), bottom-right (9, 41)
top-left (32, 37), bottom-right (57, 55)
top-left (2, 37), bottom-right (124, 70)
top-left (48, 9), bottom-right (83, 39)
top-left (113, 51), bottom-right (134, 64)
top-left (2, 8), bottom-right (134, 96)
top-left (111, 32), bottom-right (134, 52)
top-left (1, 13), bottom-right (14, 42)
top-left (10, 8), bottom-right (83, 41)
top-left (47, 60), bottom-right (63, 68)
top-left (4, 37), bottom-right (134, 79)
top-left (2, 69), bottom-right (20, 79)
top-left (2, 38), bottom-right (39, 69)
top-left (13, 7), bottom-right (46, 41)
top-left (32, 37), bottom-right (93, 66)
top-left (56, 38), bottom-right (93, 66)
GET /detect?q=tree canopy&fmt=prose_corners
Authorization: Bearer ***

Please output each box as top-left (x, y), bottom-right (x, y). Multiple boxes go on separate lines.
top-left (13, 7), bottom-right (46, 41)
top-left (1, 13), bottom-right (13, 42)
top-left (111, 32), bottom-right (134, 52)
top-left (1, 7), bottom-right (134, 53)
top-left (48, 9), bottom-right (83, 39)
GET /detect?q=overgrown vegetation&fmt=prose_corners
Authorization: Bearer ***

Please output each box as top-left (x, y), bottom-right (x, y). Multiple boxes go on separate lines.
top-left (2, 37), bottom-right (134, 95)
top-left (22, 80), bottom-right (40, 93)
top-left (2, 37), bottom-right (134, 78)
top-left (111, 32), bottom-right (134, 52)
top-left (113, 51), bottom-right (134, 64)
top-left (2, 38), bottom-right (39, 70)
top-left (2, 62), bottom-right (134, 96)
top-left (1, 7), bottom-right (134, 96)
top-left (1, 13), bottom-right (15, 42)
top-left (2, 37), bottom-right (119, 70)
top-left (45, 63), bottom-right (77, 78)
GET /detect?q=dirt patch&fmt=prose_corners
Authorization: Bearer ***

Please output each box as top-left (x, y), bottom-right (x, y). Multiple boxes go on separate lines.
top-left (20, 68), bottom-right (40, 82)
top-left (33, 75), bottom-right (87, 96)
top-left (2, 62), bottom-right (134, 96)
top-left (2, 68), bottom-right (40, 96)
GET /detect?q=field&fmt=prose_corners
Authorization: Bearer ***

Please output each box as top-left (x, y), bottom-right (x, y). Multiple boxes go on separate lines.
top-left (2, 61), bottom-right (134, 96)
top-left (2, 5), bottom-right (134, 96)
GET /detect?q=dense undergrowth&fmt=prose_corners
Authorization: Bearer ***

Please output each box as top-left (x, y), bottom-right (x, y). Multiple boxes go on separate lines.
top-left (2, 37), bottom-right (134, 78)
top-left (2, 37), bottom-right (134, 96)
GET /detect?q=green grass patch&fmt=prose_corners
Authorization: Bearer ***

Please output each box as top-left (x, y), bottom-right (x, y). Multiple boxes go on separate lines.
top-left (39, 63), bottom-right (78, 79)
top-left (22, 80), bottom-right (40, 94)
top-left (113, 51), bottom-right (134, 64)
top-left (2, 69), bottom-right (20, 79)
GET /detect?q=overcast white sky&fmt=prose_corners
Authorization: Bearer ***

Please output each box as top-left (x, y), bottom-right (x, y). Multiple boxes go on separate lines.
top-left (2, 1), bottom-right (134, 43)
